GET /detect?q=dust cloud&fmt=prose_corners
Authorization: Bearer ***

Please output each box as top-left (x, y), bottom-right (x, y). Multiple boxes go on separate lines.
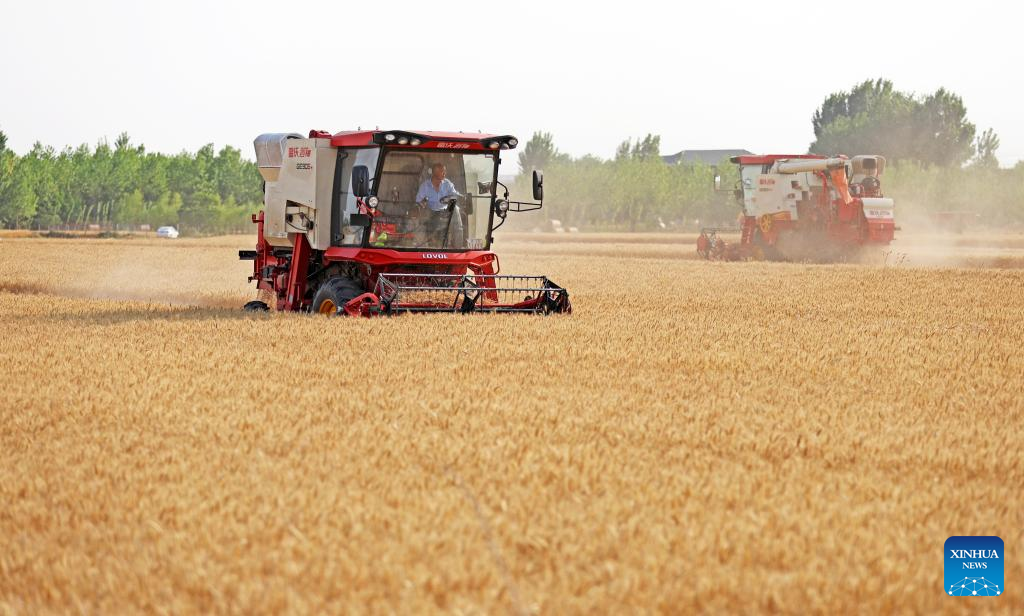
top-left (872, 204), bottom-right (1024, 269)
top-left (0, 237), bottom-right (253, 309)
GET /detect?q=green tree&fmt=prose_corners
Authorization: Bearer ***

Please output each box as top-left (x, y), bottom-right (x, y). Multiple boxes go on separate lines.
top-left (810, 79), bottom-right (980, 167)
top-left (632, 134), bottom-right (661, 161)
top-left (24, 143), bottom-right (62, 228)
top-left (138, 154), bottom-right (170, 202)
top-left (615, 134), bottom-right (662, 161)
top-left (518, 132), bottom-right (566, 173)
top-left (179, 189), bottom-right (221, 232)
top-left (971, 128), bottom-right (1000, 169)
top-left (614, 139), bottom-right (631, 161)
top-left (0, 148), bottom-right (15, 224)
top-left (915, 88), bottom-right (976, 166)
top-left (212, 145), bottom-right (261, 204)
top-left (114, 131), bottom-right (132, 152)
top-left (113, 189), bottom-right (144, 226)
top-left (512, 135), bottom-right (724, 232)
top-left (0, 156), bottom-right (38, 227)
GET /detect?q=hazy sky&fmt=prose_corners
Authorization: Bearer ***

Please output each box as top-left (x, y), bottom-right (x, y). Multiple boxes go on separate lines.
top-left (2, 1), bottom-right (1021, 167)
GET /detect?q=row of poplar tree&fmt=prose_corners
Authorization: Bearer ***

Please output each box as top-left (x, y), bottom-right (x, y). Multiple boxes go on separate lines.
top-left (511, 80), bottom-right (1021, 231)
top-left (0, 131), bottom-right (261, 232)
top-left (2, 80), bottom-right (1021, 233)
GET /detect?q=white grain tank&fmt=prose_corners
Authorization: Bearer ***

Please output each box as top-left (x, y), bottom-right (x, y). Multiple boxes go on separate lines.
top-left (254, 133), bottom-right (302, 182)
top-left (253, 133), bottom-right (338, 250)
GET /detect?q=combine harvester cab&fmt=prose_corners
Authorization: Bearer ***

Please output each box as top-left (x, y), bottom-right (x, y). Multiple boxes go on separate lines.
top-left (240, 130), bottom-right (571, 316)
top-left (699, 154), bottom-right (895, 261)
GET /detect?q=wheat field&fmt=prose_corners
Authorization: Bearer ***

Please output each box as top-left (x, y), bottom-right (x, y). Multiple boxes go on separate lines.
top-left (1, 232), bottom-right (1022, 614)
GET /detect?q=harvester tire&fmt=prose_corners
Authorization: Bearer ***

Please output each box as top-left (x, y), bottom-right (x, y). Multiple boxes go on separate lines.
top-left (312, 277), bottom-right (363, 316)
top-left (243, 300), bottom-right (269, 312)
top-left (753, 229), bottom-right (783, 261)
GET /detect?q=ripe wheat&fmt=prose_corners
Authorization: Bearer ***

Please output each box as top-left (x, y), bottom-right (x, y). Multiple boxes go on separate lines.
top-left (0, 235), bottom-right (1021, 614)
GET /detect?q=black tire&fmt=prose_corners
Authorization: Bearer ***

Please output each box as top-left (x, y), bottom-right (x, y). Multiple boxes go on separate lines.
top-left (753, 229), bottom-right (784, 261)
top-left (311, 277), bottom-right (363, 315)
top-left (243, 300), bottom-right (269, 312)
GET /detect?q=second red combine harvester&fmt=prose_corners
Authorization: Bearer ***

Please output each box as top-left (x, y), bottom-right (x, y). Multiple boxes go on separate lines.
top-left (698, 154), bottom-right (895, 261)
top-left (241, 129), bottom-right (570, 316)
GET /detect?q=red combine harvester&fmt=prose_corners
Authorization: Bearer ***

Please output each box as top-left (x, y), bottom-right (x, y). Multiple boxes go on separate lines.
top-left (697, 154), bottom-right (895, 261)
top-left (240, 129), bottom-right (570, 316)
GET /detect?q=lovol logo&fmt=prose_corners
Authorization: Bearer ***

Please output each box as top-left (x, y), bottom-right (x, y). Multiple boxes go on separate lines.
top-left (945, 536), bottom-right (1003, 597)
top-left (421, 253), bottom-right (449, 259)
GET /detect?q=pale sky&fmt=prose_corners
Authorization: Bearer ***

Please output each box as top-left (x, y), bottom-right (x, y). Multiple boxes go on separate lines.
top-left (2, 1), bottom-right (1021, 167)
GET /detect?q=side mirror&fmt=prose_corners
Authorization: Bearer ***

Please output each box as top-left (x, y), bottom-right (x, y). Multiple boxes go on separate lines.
top-left (712, 165), bottom-right (722, 191)
top-left (477, 181), bottom-right (493, 195)
top-left (352, 165), bottom-right (370, 198)
top-left (532, 169), bottom-right (544, 201)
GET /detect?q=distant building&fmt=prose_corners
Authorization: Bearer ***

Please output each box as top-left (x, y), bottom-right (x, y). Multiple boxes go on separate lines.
top-left (661, 149), bottom-right (752, 165)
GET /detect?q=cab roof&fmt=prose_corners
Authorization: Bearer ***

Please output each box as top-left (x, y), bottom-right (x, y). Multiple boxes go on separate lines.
top-left (324, 129), bottom-right (515, 149)
top-left (730, 154), bottom-right (825, 165)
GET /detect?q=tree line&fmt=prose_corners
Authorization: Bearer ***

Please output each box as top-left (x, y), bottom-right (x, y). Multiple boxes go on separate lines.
top-left (512, 138), bottom-right (1024, 232)
top-left (0, 131), bottom-right (261, 232)
top-left (810, 79), bottom-right (998, 167)
top-left (513, 132), bottom-right (728, 230)
top-left (513, 80), bottom-right (1021, 230)
top-left (2, 79), bottom-right (1021, 233)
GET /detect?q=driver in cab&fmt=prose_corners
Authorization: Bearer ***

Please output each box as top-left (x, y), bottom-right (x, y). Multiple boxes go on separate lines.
top-left (415, 163), bottom-right (464, 246)
top-left (416, 163), bottom-right (460, 212)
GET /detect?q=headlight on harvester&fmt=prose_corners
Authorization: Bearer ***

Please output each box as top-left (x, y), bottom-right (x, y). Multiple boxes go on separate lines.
top-left (367, 196), bottom-right (379, 208)
top-left (479, 136), bottom-right (518, 150)
top-left (373, 131), bottom-right (428, 146)
top-left (494, 199), bottom-right (509, 217)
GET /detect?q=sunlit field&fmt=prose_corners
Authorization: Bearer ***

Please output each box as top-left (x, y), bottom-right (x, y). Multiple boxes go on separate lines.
top-left (1, 232), bottom-right (1021, 613)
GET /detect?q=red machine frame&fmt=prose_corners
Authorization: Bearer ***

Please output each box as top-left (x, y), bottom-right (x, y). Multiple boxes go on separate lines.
top-left (698, 154), bottom-right (895, 261)
top-left (241, 129), bottom-right (571, 316)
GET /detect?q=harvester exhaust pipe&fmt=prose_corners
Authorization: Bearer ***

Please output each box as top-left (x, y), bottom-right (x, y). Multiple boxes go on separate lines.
top-left (776, 157), bottom-right (847, 174)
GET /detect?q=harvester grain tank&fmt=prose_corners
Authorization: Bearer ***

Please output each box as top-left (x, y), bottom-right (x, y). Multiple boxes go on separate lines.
top-left (697, 154), bottom-right (895, 261)
top-left (240, 129), bottom-right (571, 315)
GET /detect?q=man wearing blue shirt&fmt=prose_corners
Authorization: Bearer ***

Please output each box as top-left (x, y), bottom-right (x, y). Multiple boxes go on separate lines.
top-left (416, 163), bottom-right (461, 211)
top-left (415, 163), bottom-right (463, 246)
